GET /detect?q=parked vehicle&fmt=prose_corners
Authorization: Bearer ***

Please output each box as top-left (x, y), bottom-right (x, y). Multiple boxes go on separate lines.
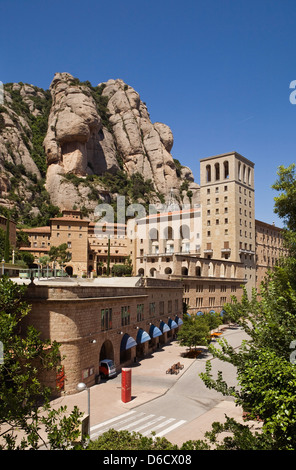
top-left (99, 359), bottom-right (116, 379)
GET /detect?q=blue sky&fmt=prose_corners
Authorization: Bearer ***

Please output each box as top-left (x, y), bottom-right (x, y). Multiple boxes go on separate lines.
top-left (1, 0), bottom-right (296, 227)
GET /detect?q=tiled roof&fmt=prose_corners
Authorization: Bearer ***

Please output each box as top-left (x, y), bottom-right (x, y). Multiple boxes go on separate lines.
top-left (22, 226), bottom-right (51, 233)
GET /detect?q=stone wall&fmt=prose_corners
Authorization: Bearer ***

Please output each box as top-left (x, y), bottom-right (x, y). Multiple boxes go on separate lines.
top-left (23, 279), bottom-right (183, 394)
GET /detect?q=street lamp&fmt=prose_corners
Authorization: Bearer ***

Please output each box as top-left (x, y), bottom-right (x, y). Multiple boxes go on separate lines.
top-left (76, 382), bottom-right (90, 437)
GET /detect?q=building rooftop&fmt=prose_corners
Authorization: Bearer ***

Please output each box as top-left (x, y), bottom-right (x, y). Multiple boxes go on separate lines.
top-left (200, 151), bottom-right (255, 167)
top-left (20, 226), bottom-right (51, 233)
top-left (50, 217), bottom-right (90, 223)
top-left (12, 276), bottom-right (142, 288)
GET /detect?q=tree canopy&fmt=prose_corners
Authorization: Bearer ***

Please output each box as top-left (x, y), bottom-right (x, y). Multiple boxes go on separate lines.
top-left (199, 164), bottom-right (296, 450)
top-left (49, 243), bottom-right (71, 265)
top-left (0, 276), bottom-right (83, 449)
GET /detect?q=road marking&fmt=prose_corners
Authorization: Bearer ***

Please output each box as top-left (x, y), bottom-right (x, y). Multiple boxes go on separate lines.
top-left (153, 419), bottom-right (187, 438)
top-left (141, 418), bottom-right (175, 436)
top-left (134, 415), bottom-right (165, 432)
top-left (117, 413), bottom-right (155, 431)
top-left (90, 410), bottom-right (136, 433)
top-left (90, 412), bottom-right (187, 440)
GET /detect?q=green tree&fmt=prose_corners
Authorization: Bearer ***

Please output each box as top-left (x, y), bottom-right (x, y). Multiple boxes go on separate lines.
top-left (197, 164), bottom-right (296, 449)
top-left (87, 428), bottom-right (179, 450)
top-left (177, 314), bottom-right (210, 350)
top-left (200, 276), bottom-right (296, 449)
top-left (272, 163), bottom-right (296, 231)
top-left (204, 311), bottom-right (222, 331)
top-left (16, 230), bottom-right (30, 249)
top-left (0, 277), bottom-right (83, 449)
top-left (20, 251), bottom-right (35, 267)
top-left (272, 164), bottom-right (296, 288)
top-left (198, 162), bottom-right (296, 449)
top-left (111, 260), bottom-right (133, 277)
top-left (49, 243), bottom-right (71, 273)
top-left (0, 228), bottom-right (5, 260)
top-left (87, 428), bottom-right (210, 450)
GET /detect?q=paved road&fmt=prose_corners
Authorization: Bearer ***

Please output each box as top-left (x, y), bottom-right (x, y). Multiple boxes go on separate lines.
top-left (90, 327), bottom-right (248, 443)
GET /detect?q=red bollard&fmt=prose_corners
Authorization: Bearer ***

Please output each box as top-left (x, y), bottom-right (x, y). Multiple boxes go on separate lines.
top-left (121, 368), bottom-right (132, 403)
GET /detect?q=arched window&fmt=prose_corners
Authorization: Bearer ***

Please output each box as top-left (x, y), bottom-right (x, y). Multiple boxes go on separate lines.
top-left (209, 262), bottom-right (214, 277)
top-left (163, 226), bottom-right (173, 240)
top-left (238, 162), bottom-right (241, 181)
top-left (248, 167), bottom-right (251, 185)
top-left (231, 265), bottom-right (236, 278)
top-left (215, 162), bottom-right (220, 181)
top-left (149, 228), bottom-right (158, 241)
top-left (224, 161), bottom-right (229, 179)
top-left (206, 165), bottom-right (211, 182)
top-left (196, 261), bottom-right (202, 277)
top-left (243, 165), bottom-right (246, 183)
top-left (150, 267), bottom-right (157, 277)
top-left (180, 224), bottom-right (190, 240)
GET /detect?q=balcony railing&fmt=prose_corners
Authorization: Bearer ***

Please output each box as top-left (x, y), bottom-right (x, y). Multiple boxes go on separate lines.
top-left (239, 249), bottom-right (255, 255)
top-left (144, 249), bottom-right (201, 257)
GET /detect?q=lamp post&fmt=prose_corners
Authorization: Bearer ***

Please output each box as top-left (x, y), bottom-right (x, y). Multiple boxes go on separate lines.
top-left (76, 382), bottom-right (90, 438)
top-left (1, 258), bottom-right (4, 276)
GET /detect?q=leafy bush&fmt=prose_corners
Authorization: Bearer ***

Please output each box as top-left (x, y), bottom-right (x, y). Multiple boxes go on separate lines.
top-left (111, 263), bottom-right (132, 277)
top-left (87, 429), bottom-right (178, 450)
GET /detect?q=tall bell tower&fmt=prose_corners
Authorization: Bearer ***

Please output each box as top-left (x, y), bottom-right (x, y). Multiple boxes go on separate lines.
top-left (200, 152), bottom-right (256, 293)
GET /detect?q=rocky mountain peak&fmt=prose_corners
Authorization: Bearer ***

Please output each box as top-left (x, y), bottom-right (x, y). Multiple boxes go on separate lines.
top-left (0, 73), bottom-right (199, 225)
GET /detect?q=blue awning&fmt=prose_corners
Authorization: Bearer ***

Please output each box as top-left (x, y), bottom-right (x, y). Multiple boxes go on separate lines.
top-left (168, 318), bottom-right (178, 329)
top-left (209, 310), bottom-right (216, 314)
top-left (159, 321), bottom-right (170, 333)
top-left (120, 333), bottom-right (137, 351)
top-left (196, 311), bottom-right (203, 316)
top-left (220, 310), bottom-right (226, 317)
top-left (175, 316), bottom-right (183, 326)
top-left (136, 329), bottom-right (151, 344)
top-left (149, 324), bottom-right (162, 338)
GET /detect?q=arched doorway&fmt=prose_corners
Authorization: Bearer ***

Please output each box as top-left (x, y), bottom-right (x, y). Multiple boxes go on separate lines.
top-left (120, 334), bottom-right (137, 364)
top-left (181, 266), bottom-right (188, 276)
top-left (99, 340), bottom-right (114, 362)
top-left (65, 266), bottom-right (73, 276)
top-left (150, 267), bottom-right (157, 277)
top-left (97, 265), bottom-right (103, 276)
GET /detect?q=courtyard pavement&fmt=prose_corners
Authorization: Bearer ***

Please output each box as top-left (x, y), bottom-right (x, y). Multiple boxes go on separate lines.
top-left (48, 326), bottom-right (258, 447)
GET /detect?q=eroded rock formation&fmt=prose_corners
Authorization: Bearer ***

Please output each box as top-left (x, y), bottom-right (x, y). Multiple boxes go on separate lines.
top-left (0, 72), bottom-right (199, 221)
top-left (44, 73), bottom-right (199, 210)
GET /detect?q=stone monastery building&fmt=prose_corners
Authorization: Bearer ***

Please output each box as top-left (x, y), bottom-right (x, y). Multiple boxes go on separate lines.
top-left (20, 151), bottom-right (286, 315)
top-left (16, 151), bottom-right (287, 394)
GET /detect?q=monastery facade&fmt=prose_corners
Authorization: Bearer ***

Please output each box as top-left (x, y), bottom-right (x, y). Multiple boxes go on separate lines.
top-left (19, 152), bottom-right (286, 314)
